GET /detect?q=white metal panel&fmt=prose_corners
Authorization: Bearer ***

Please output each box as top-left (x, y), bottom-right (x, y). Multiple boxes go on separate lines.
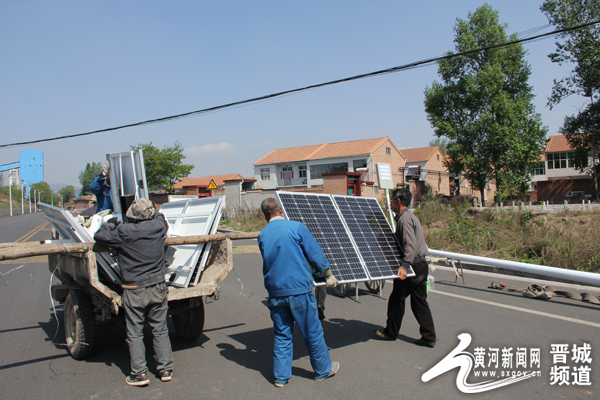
top-left (38, 203), bottom-right (123, 285)
top-left (107, 150), bottom-right (148, 216)
top-left (159, 196), bottom-right (224, 287)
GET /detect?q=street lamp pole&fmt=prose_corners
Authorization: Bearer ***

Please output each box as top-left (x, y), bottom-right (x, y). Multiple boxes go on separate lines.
top-left (8, 171), bottom-right (13, 217)
top-left (28, 187), bottom-right (31, 213)
top-left (21, 181), bottom-right (24, 215)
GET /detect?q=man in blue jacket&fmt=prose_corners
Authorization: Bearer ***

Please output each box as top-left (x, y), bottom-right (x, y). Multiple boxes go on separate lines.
top-left (89, 160), bottom-right (113, 212)
top-left (258, 197), bottom-right (340, 388)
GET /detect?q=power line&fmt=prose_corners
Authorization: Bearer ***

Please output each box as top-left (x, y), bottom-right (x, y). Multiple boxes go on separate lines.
top-left (1, 20), bottom-right (598, 149)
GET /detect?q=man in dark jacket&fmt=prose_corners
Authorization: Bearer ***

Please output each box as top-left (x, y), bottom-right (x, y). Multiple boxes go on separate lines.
top-left (374, 188), bottom-right (436, 348)
top-left (94, 198), bottom-right (174, 386)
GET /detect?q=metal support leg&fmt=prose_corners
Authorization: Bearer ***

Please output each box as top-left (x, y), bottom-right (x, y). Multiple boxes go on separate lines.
top-left (450, 259), bottom-right (465, 284)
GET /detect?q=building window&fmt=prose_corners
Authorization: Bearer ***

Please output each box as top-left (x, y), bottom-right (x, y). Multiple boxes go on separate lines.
top-left (437, 155), bottom-right (440, 161)
top-left (260, 168), bottom-right (270, 180)
top-left (353, 159), bottom-right (367, 170)
top-left (547, 152), bottom-right (575, 170)
top-left (298, 165), bottom-right (307, 178)
top-left (282, 166), bottom-right (292, 173)
top-left (310, 162), bottom-right (348, 179)
top-left (386, 147), bottom-right (391, 155)
top-left (532, 162), bottom-right (545, 175)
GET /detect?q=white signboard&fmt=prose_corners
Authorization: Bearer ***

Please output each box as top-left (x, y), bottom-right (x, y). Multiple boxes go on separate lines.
top-left (376, 163), bottom-right (394, 190)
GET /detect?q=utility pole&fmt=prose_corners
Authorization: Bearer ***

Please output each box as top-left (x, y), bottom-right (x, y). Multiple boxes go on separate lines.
top-left (28, 187), bottom-right (31, 213)
top-left (21, 181), bottom-right (24, 215)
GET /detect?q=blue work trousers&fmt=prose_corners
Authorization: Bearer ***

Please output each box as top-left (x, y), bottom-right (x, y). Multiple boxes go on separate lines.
top-left (268, 291), bottom-right (332, 382)
top-left (123, 281), bottom-right (174, 375)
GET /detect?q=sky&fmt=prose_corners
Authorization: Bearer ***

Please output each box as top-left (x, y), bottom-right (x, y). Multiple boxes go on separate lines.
top-left (0, 1), bottom-right (589, 192)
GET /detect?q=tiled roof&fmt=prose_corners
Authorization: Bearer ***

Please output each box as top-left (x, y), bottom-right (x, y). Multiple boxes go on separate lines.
top-left (399, 146), bottom-right (440, 163)
top-left (546, 135), bottom-right (573, 153)
top-left (254, 137), bottom-right (392, 165)
top-left (174, 173), bottom-right (244, 188)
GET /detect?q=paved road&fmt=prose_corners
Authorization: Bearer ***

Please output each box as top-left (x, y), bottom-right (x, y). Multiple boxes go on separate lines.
top-left (0, 213), bottom-right (598, 399)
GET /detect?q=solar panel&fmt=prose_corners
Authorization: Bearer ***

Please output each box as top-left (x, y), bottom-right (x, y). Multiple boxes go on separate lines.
top-left (332, 195), bottom-right (402, 280)
top-left (276, 192), bottom-right (368, 283)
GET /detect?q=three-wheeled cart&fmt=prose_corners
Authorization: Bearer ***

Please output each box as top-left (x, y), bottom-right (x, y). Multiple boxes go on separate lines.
top-left (48, 235), bottom-right (232, 359)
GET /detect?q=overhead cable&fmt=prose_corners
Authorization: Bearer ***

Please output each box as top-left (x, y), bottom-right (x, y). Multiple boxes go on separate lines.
top-left (1, 20), bottom-right (598, 149)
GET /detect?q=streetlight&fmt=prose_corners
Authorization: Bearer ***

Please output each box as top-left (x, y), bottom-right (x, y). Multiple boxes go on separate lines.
top-left (8, 171), bottom-right (13, 217)
top-left (33, 189), bottom-right (39, 212)
top-left (21, 181), bottom-right (24, 215)
top-left (28, 186), bottom-right (31, 213)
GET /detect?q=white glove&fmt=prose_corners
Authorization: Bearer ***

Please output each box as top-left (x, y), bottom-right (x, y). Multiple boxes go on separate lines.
top-left (102, 160), bottom-right (110, 176)
top-left (325, 275), bottom-right (338, 287)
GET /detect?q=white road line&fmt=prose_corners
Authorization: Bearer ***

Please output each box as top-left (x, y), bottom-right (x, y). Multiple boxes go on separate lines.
top-left (430, 289), bottom-right (600, 329)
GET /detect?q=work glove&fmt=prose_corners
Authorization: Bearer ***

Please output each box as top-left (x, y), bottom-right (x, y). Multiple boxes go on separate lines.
top-left (102, 160), bottom-right (110, 176)
top-left (325, 275), bottom-right (339, 287)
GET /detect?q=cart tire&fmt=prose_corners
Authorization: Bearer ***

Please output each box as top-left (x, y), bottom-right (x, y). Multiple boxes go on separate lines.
top-left (64, 289), bottom-right (94, 359)
top-left (333, 283), bottom-right (351, 298)
top-left (365, 279), bottom-right (385, 294)
top-left (172, 301), bottom-right (205, 341)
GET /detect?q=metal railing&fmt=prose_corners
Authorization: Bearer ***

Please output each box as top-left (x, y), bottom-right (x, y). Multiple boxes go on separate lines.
top-left (428, 248), bottom-right (600, 287)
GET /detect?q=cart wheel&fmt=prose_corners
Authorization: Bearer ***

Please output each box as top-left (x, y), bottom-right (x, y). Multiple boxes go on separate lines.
top-left (365, 279), bottom-right (385, 294)
top-left (64, 289), bottom-right (94, 359)
top-left (172, 301), bottom-right (205, 341)
top-left (333, 283), bottom-right (351, 298)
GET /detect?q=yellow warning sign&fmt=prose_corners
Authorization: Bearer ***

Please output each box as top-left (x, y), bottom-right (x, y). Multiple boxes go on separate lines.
top-left (207, 179), bottom-right (218, 190)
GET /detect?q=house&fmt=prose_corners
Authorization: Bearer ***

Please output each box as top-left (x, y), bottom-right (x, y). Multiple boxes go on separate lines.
top-left (72, 195), bottom-right (95, 211)
top-left (173, 174), bottom-right (257, 198)
top-left (529, 135), bottom-right (598, 202)
top-left (398, 146), bottom-right (449, 200)
top-left (253, 137), bottom-right (406, 198)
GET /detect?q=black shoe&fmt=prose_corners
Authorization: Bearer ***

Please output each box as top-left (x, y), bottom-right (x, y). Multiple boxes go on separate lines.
top-left (159, 370), bottom-right (172, 382)
top-left (373, 329), bottom-right (395, 341)
top-left (317, 306), bottom-right (325, 320)
top-left (126, 372), bottom-right (150, 386)
top-left (414, 338), bottom-right (436, 348)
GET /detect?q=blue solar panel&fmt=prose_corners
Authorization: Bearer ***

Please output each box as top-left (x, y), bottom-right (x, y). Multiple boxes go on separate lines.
top-left (332, 195), bottom-right (402, 280)
top-left (277, 192), bottom-right (368, 283)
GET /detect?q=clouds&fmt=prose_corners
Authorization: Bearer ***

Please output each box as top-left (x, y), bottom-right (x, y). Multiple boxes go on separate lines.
top-left (185, 142), bottom-right (236, 155)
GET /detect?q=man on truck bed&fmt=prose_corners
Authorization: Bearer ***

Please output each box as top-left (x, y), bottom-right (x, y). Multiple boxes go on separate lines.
top-left (89, 160), bottom-right (113, 212)
top-left (94, 198), bottom-right (174, 386)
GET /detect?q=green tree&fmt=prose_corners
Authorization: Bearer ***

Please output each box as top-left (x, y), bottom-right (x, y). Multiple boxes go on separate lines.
top-left (78, 162), bottom-right (103, 196)
top-left (541, 0), bottom-right (600, 200)
top-left (31, 182), bottom-right (53, 204)
top-left (428, 137), bottom-right (450, 154)
top-left (131, 141), bottom-right (194, 191)
top-left (58, 185), bottom-right (76, 206)
top-left (424, 3), bottom-right (547, 205)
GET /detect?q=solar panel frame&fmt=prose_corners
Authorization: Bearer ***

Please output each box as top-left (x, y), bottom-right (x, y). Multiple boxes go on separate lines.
top-left (276, 192), bottom-right (369, 284)
top-left (332, 195), bottom-right (404, 280)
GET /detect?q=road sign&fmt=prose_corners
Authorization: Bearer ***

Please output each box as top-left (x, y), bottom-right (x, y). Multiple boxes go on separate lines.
top-left (207, 179), bottom-right (218, 190)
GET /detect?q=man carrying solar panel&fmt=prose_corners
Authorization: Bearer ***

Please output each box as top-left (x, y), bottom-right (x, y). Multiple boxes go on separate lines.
top-left (374, 188), bottom-right (437, 348)
top-left (258, 198), bottom-right (340, 388)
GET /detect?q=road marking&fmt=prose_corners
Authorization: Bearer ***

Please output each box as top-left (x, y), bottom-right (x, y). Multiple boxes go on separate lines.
top-left (14, 221), bottom-right (49, 243)
top-left (430, 289), bottom-right (600, 329)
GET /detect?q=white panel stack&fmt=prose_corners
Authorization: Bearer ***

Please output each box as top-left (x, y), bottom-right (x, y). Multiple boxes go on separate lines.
top-left (159, 196), bottom-right (225, 288)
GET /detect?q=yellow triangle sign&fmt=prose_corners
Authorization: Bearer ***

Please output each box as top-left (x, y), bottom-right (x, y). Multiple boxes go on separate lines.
top-left (207, 179), bottom-right (218, 190)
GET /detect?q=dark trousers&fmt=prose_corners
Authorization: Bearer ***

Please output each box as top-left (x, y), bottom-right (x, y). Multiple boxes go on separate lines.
top-left (123, 281), bottom-right (174, 375)
top-left (315, 286), bottom-right (326, 310)
top-left (384, 260), bottom-right (436, 342)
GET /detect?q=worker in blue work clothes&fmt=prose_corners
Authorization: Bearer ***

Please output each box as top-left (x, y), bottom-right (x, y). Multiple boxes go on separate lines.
top-left (258, 197), bottom-right (340, 388)
top-left (89, 160), bottom-right (113, 212)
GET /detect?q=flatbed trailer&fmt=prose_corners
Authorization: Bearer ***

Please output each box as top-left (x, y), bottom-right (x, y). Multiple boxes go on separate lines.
top-left (0, 231), bottom-right (264, 360)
